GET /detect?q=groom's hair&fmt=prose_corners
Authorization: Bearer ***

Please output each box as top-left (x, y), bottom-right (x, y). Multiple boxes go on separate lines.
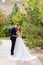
top-left (16, 23), bottom-right (19, 26)
top-left (16, 23), bottom-right (19, 25)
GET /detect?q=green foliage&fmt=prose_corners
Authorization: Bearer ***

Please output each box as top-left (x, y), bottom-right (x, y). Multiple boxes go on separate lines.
top-left (22, 0), bottom-right (43, 48)
top-left (0, 3), bottom-right (23, 37)
top-left (12, 11), bottom-right (23, 26)
top-left (7, 3), bottom-right (20, 24)
top-left (0, 11), bottom-right (8, 26)
top-left (11, 3), bottom-right (20, 16)
top-left (0, 9), bottom-right (10, 37)
top-left (0, 25), bottom-right (11, 37)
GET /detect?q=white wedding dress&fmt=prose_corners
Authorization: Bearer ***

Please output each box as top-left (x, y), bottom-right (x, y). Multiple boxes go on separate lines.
top-left (10, 36), bottom-right (42, 65)
top-left (13, 36), bottom-right (37, 61)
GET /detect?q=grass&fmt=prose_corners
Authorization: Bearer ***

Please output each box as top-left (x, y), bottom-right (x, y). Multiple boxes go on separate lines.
top-left (0, 37), bottom-right (10, 40)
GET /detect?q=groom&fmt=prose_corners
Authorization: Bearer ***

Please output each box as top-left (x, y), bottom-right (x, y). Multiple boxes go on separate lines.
top-left (10, 23), bottom-right (19, 56)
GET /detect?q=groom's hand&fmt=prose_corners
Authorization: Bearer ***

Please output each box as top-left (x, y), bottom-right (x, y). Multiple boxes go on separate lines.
top-left (12, 35), bottom-right (18, 37)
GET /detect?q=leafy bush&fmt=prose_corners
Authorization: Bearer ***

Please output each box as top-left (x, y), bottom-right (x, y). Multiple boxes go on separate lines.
top-left (12, 11), bottom-right (23, 26)
top-left (0, 10), bottom-right (8, 26)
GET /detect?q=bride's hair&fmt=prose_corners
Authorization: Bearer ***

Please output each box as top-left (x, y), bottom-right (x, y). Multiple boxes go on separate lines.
top-left (19, 26), bottom-right (22, 33)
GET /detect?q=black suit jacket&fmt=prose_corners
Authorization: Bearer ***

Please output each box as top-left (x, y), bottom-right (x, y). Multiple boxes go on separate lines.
top-left (10, 27), bottom-right (17, 40)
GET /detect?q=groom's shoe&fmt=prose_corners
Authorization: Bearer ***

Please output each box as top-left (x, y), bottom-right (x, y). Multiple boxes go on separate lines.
top-left (11, 54), bottom-right (14, 55)
top-left (11, 55), bottom-right (14, 57)
top-left (11, 53), bottom-right (14, 56)
top-left (11, 53), bottom-right (14, 55)
top-left (9, 55), bottom-right (14, 60)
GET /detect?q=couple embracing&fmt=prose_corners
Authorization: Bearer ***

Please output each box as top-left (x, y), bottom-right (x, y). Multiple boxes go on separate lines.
top-left (10, 23), bottom-right (39, 62)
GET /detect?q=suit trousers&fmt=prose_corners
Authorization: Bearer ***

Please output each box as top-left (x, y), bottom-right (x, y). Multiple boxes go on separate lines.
top-left (11, 38), bottom-right (16, 55)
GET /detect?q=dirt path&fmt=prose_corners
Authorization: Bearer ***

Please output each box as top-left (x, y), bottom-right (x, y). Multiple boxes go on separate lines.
top-left (0, 40), bottom-right (43, 65)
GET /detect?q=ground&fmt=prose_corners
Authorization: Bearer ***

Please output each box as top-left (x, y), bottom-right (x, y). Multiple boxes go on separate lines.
top-left (0, 40), bottom-right (43, 65)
